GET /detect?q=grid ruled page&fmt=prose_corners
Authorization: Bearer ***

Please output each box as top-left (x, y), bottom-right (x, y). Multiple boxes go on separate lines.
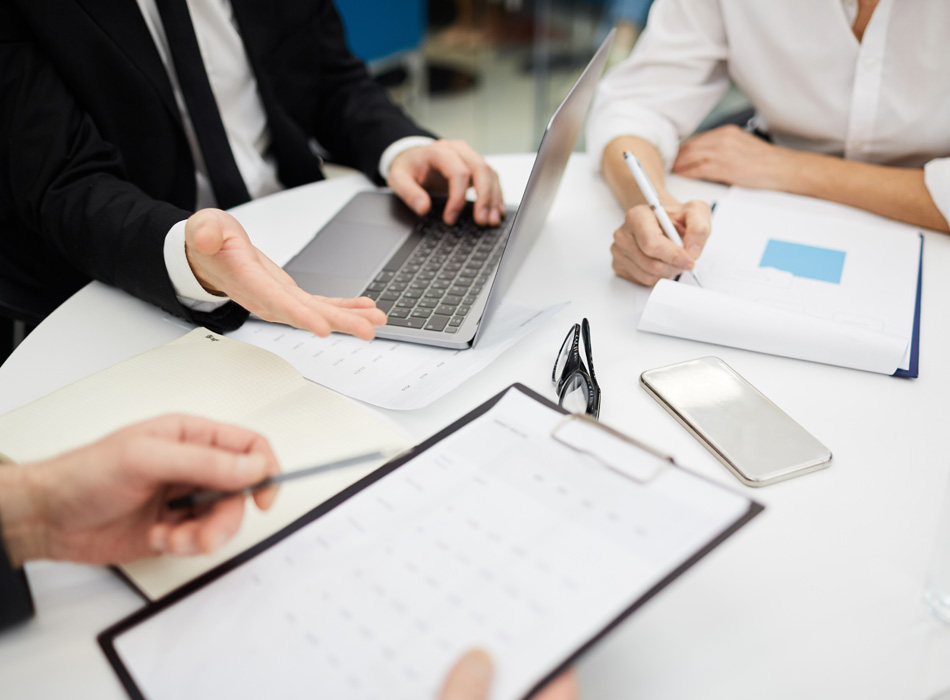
top-left (113, 390), bottom-right (751, 700)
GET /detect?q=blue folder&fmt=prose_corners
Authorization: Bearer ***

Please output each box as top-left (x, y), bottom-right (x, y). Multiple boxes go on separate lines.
top-left (893, 233), bottom-right (923, 378)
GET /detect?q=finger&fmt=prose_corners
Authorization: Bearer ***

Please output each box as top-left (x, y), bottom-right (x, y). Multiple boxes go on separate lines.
top-left (612, 222), bottom-right (683, 285)
top-left (167, 415), bottom-right (278, 458)
top-left (231, 267), bottom-right (384, 339)
top-left (419, 144), bottom-right (472, 225)
top-left (679, 201), bottom-right (713, 260)
top-left (248, 255), bottom-right (389, 333)
top-left (288, 294), bottom-right (386, 340)
top-left (439, 649), bottom-right (493, 700)
top-left (388, 160), bottom-right (433, 217)
top-left (133, 439), bottom-right (272, 492)
top-left (252, 483), bottom-right (279, 511)
top-left (165, 518), bottom-right (203, 556)
top-left (535, 670), bottom-right (581, 700)
top-left (611, 240), bottom-right (662, 286)
top-left (672, 143), bottom-right (713, 176)
top-left (186, 210), bottom-right (227, 256)
top-left (314, 295), bottom-right (381, 310)
top-left (191, 496), bottom-right (246, 553)
top-left (625, 206), bottom-right (694, 271)
top-left (252, 451), bottom-right (281, 511)
top-left (448, 142), bottom-right (501, 225)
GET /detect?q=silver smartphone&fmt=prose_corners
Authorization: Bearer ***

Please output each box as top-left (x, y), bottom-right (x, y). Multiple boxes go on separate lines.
top-left (639, 357), bottom-right (831, 487)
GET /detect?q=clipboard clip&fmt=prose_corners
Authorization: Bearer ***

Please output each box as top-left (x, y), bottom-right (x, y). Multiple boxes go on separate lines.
top-left (551, 414), bottom-right (674, 484)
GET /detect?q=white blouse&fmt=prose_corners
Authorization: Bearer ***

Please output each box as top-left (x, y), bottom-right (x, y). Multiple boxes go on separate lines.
top-left (586, 0), bottom-right (950, 223)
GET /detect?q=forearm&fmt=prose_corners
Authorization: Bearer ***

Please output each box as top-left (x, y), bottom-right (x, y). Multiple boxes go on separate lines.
top-left (784, 151), bottom-right (949, 232)
top-left (602, 136), bottom-right (679, 211)
top-left (0, 466), bottom-right (46, 569)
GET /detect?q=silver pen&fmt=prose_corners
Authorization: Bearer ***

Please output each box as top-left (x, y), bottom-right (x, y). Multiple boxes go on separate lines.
top-left (622, 151), bottom-right (703, 287)
top-left (167, 450), bottom-right (387, 510)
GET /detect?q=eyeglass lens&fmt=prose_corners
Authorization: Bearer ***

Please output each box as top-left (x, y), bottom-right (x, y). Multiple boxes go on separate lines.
top-left (553, 324), bottom-right (578, 385)
top-left (560, 373), bottom-right (593, 414)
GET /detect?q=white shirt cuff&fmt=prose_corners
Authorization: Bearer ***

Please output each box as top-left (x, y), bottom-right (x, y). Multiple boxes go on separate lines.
top-left (924, 158), bottom-right (950, 228)
top-left (378, 136), bottom-right (436, 181)
top-left (163, 219), bottom-right (231, 311)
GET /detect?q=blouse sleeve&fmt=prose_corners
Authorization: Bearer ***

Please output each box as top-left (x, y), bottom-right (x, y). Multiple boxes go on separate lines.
top-left (586, 0), bottom-right (731, 171)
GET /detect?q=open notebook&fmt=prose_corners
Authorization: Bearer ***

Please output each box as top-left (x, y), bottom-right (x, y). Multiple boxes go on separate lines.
top-left (638, 188), bottom-right (923, 376)
top-left (0, 329), bottom-right (408, 599)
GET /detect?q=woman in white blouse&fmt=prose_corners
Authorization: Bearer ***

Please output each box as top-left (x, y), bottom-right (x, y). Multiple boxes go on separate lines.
top-left (587, 0), bottom-right (950, 286)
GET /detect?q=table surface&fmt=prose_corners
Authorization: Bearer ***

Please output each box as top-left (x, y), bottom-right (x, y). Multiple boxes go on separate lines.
top-left (1, 153), bottom-right (949, 699)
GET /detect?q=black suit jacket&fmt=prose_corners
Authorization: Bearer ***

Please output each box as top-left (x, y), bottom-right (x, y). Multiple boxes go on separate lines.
top-left (0, 0), bottom-right (433, 331)
top-left (0, 528), bottom-right (33, 632)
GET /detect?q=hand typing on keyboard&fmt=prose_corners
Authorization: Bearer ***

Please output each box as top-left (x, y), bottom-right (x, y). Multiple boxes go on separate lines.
top-left (387, 139), bottom-right (505, 228)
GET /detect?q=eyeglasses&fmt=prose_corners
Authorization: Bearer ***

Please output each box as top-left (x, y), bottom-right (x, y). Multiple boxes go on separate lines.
top-left (552, 317), bottom-right (601, 418)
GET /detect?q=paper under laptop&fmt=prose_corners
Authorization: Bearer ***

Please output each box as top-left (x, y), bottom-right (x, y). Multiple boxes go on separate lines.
top-left (284, 30), bottom-right (614, 350)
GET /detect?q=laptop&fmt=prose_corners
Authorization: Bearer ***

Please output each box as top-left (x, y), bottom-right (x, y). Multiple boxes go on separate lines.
top-left (285, 30), bottom-right (614, 350)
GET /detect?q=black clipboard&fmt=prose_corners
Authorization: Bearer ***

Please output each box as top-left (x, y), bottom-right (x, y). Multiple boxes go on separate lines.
top-left (99, 384), bottom-right (763, 699)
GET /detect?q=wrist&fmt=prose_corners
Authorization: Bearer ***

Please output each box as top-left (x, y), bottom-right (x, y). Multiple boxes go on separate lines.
top-left (0, 465), bottom-right (49, 568)
top-left (775, 148), bottom-right (821, 198)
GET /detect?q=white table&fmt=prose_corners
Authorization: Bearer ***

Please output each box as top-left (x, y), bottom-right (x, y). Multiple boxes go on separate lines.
top-left (1, 153), bottom-right (949, 699)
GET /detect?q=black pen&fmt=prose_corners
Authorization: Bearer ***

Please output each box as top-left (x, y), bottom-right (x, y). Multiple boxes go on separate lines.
top-left (167, 450), bottom-right (387, 510)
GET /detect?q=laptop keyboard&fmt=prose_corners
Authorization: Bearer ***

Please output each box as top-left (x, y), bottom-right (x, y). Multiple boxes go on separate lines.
top-left (360, 214), bottom-right (510, 334)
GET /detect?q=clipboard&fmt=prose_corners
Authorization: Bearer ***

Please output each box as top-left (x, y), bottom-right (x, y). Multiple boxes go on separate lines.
top-left (98, 384), bottom-right (763, 700)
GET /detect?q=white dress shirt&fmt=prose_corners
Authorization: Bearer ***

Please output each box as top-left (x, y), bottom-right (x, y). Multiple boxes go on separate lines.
top-left (133, 0), bottom-right (431, 307)
top-left (586, 0), bottom-right (950, 224)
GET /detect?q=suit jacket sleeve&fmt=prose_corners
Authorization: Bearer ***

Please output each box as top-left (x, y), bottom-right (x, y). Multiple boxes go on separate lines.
top-left (238, 0), bottom-right (436, 184)
top-left (0, 514), bottom-right (34, 631)
top-left (0, 6), bottom-right (248, 332)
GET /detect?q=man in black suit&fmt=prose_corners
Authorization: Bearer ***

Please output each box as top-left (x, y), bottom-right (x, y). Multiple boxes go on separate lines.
top-left (0, 0), bottom-right (504, 338)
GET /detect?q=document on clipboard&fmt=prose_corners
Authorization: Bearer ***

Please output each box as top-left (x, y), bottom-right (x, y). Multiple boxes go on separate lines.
top-left (99, 385), bottom-right (762, 700)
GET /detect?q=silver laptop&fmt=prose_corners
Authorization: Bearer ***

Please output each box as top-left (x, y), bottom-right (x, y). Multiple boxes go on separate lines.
top-left (285, 30), bottom-right (613, 349)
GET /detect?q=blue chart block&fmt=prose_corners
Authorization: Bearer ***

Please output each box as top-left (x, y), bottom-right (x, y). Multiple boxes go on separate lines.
top-left (759, 239), bottom-right (846, 284)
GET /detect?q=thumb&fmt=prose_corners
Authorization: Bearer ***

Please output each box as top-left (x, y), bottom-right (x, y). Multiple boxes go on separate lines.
top-left (186, 209), bottom-right (228, 256)
top-left (439, 649), bottom-right (493, 700)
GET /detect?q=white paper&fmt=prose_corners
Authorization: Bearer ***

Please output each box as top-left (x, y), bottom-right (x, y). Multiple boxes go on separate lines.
top-left (112, 389), bottom-right (753, 700)
top-left (228, 301), bottom-right (567, 410)
top-left (638, 188), bottom-right (921, 374)
top-left (640, 280), bottom-right (909, 374)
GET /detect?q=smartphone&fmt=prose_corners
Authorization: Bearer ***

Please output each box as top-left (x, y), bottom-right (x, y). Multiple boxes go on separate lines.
top-left (640, 357), bottom-right (831, 487)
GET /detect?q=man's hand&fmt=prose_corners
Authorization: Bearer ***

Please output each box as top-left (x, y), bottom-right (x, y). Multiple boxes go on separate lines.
top-left (0, 415), bottom-right (281, 567)
top-left (611, 199), bottom-right (711, 286)
top-left (388, 140), bottom-right (505, 227)
top-left (185, 209), bottom-right (387, 340)
top-left (672, 124), bottom-right (792, 190)
top-left (439, 649), bottom-right (580, 700)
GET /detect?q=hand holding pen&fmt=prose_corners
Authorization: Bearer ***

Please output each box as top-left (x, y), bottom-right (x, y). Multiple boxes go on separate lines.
top-left (608, 149), bottom-right (711, 288)
top-left (623, 151), bottom-right (703, 287)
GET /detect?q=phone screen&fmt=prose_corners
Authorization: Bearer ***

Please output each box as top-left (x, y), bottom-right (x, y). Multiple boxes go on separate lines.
top-left (640, 357), bottom-right (831, 486)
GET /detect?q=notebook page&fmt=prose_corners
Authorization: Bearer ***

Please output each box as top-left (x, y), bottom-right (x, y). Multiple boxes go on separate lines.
top-left (0, 330), bottom-right (304, 463)
top-left (112, 389), bottom-right (752, 700)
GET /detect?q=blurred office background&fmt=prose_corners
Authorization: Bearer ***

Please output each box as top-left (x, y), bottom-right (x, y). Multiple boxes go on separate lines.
top-left (333, 0), bottom-right (749, 160)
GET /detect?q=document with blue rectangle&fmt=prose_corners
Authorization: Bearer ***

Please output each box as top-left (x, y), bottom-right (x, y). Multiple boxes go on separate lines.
top-left (638, 188), bottom-right (923, 376)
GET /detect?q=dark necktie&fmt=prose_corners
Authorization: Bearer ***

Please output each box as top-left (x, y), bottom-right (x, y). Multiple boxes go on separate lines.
top-left (155, 0), bottom-right (251, 209)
